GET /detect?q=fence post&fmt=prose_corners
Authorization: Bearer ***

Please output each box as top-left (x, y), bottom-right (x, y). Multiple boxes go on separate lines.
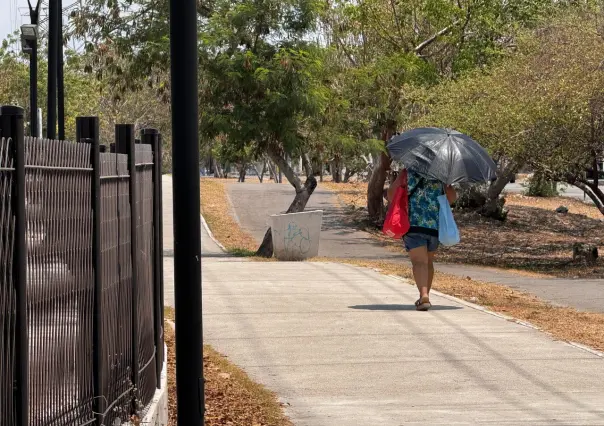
top-left (76, 116), bottom-right (104, 424)
top-left (115, 124), bottom-right (140, 405)
top-left (0, 105), bottom-right (28, 426)
top-left (141, 128), bottom-right (163, 388)
top-left (158, 134), bottom-right (164, 330)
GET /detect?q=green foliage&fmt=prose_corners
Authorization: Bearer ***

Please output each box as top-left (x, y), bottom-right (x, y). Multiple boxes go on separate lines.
top-left (411, 10), bottom-right (604, 186)
top-left (524, 174), bottom-right (559, 198)
top-left (0, 42), bottom-right (100, 139)
top-left (198, 0), bottom-right (327, 160)
top-left (73, 0), bottom-right (171, 93)
top-left (0, 35), bottom-right (170, 164)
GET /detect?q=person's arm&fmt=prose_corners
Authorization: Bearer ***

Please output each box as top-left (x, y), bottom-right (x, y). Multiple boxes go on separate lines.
top-left (387, 172), bottom-right (405, 203)
top-left (446, 185), bottom-right (457, 204)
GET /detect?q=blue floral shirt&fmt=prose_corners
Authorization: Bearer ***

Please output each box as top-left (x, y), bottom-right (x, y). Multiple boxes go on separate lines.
top-left (407, 171), bottom-right (443, 232)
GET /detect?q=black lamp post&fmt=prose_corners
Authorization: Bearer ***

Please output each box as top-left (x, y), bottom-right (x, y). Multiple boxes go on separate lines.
top-left (169, 0), bottom-right (204, 423)
top-left (57, 0), bottom-right (65, 140)
top-left (20, 23), bottom-right (39, 137)
top-left (47, 0), bottom-right (59, 139)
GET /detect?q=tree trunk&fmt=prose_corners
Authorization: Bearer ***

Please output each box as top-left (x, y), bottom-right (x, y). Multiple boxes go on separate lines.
top-left (331, 158), bottom-right (342, 183)
top-left (481, 162), bottom-right (519, 218)
top-left (593, 154), bottom-right (599, 188)
top-left (367, 152), bottom-right (391, 222)
top-left (302, 153), bottom-right (314, 179)
top-left (258, 161), bottom-right (266, 183)
top-left (367, 123), bottom-right (396, 222)
top-left (569, 179), bottom-right (604, 215)
top-left (267, 160), bottom-right (278, 181)
top-left (256, 146), bottom-right (318, 258)
top-left (238, 164), bottom-right (247, 182)
top-left (343, 168), bottom-right (356, 183)
top-left (213, 159), bottom-right (224, 178)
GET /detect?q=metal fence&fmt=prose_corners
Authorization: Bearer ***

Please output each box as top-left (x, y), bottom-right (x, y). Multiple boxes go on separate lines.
top-left (0, 107), bottom-right (165, 426)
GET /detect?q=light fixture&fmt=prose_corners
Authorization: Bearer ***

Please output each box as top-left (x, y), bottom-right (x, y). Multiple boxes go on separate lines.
top-left (20, 35), bottom-right (33, 54)
top-left (20, 24), bottom-right (39, 41)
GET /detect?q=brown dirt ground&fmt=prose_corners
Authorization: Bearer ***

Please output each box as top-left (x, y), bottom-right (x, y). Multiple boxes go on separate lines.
top-left (322, 182), bottom-right (604, 278)
top-left (165, 308), bottom-right (292, 426)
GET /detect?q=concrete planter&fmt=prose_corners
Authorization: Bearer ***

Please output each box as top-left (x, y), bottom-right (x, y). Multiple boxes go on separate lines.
top-left (270, 210), bottom-right (323, 261)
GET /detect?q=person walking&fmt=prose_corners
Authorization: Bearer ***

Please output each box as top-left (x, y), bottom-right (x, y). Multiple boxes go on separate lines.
top-left (387, 170), bottom-right (457, 311)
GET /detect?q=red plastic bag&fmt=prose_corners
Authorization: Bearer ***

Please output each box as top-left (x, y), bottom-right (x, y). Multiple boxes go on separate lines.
top-left (382, 172), bottom-right (410, 239)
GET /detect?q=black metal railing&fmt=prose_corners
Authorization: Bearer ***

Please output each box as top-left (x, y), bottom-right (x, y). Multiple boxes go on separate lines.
top-left (0, 107), bottom-right (165, 426)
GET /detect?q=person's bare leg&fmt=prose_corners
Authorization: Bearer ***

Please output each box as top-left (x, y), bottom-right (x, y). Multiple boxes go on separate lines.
top-left (427, 252), bottom-right (435, 295)
top-left (409, 246), bottom-right (430, 299)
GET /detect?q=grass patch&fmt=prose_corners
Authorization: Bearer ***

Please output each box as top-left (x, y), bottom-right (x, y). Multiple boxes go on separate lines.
top-left (227, 247), bottom-right (259, 257)
top-left (165, 309), bottom-right (291, 426)
top-left (200, 178), bottom-right (258, 252)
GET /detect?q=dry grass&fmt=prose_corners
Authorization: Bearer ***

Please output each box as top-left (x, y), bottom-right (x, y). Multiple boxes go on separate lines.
top-left (312, 258), bottom-right (604, 352)
top-left (505, 192), bottom-right (602, 220)
top-left (165, 308), bottom-right (292, 426)
top-left (200, 179), bottom-right (258, 252)
top-left (325, 181), bottom-right (604, 278)
top-left (321, 181), bottom-right (367, 209)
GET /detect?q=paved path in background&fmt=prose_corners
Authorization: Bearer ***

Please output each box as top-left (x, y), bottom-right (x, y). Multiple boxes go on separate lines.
top-left (227, 182), bottom-right (401, 260)
top-left (505, 182), bottom-right (604, 203)
top-left (201, 260), bottom-right (604, 425)
top-left (226, 181), bottom-right (604, 313)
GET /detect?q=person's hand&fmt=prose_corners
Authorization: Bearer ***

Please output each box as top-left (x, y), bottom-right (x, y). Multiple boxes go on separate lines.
top-left (387, 171), bottom-right (406, 203)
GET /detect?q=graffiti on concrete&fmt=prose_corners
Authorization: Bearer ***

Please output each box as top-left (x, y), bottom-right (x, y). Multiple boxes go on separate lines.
top-left (282, 222), bottom-right (311, 255)
top-left (271, 211), bottom-right (322, 260)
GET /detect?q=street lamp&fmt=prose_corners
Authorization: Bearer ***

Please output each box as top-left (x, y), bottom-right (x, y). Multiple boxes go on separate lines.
top-left (20, 24), bottom-right (39, 40)
top-left (20, 36), bottom-right (32, 55)
top-left (20, 24), bottom-right (39, 137)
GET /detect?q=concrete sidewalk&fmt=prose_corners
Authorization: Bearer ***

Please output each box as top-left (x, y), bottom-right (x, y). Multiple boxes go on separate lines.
top-left (162, 175), bottom-right (229, 307)
top-left (199, 260), bottom-right (604, 425)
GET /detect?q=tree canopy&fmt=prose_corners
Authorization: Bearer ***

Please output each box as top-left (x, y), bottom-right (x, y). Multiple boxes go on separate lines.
top-left (410, 9), bottom-right (604, 212)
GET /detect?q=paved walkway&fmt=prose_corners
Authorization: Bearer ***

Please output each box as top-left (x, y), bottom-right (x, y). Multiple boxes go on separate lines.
top-left (163, 176), bottom-right (604, 425)
top-left (201, 260), bottom-right (604, 425)
top-left (226, 181), bottom-right (604, 313)
top-left (162, 175), bottom-right (229, 307)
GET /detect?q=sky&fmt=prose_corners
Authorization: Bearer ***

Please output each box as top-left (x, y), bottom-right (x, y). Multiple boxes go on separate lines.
top-left (1, 0), bottom-right (38, 41)
top-left (0, 0), bottom-right (77, 47)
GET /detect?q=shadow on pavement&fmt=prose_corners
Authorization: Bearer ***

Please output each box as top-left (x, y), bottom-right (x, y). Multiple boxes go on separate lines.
top-left (349, 304), bottom-right (463, 311)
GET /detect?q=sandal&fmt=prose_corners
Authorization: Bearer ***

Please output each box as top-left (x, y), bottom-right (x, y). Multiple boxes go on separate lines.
top-left (415, 296), bottom-right (432, 311)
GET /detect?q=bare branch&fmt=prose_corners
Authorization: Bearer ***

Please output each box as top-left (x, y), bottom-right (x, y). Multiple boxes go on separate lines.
top-left (267, 144), bottom-right (303, 192)
top-left (570, 180), bottom-right (604, 214)
top-left (414, 20), bottom-right (460, 55)
top-left (333, 33), bottom-right (357, 66)
top-left (302, 152), bottom-right (313, 178)
top-left (389, 0), bottom-right (405, 45)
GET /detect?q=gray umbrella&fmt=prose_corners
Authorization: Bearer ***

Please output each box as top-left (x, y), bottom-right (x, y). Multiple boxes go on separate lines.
top-left (387, 127), bottom-right (497, 185)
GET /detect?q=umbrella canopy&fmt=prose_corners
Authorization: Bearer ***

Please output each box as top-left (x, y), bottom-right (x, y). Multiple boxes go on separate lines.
top-left (387, 127), bottom-right (497, 185)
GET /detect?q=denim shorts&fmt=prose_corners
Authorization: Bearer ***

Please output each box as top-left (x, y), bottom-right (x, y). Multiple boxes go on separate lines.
top-left (403, 232), bottom-right (440, 253)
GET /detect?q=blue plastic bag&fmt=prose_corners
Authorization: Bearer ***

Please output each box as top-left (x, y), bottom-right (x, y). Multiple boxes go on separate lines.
top-left (438, 194), bottom-right (460, 246)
